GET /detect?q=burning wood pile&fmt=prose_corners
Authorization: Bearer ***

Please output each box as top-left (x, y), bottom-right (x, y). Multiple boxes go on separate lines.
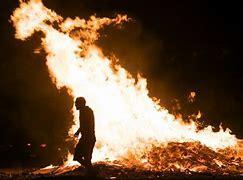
top-left (146, 142), bottom-right (242, 174)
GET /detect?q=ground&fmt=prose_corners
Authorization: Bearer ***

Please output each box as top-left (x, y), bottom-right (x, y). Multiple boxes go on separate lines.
top-left (0, 163), bottom-right (242, 179)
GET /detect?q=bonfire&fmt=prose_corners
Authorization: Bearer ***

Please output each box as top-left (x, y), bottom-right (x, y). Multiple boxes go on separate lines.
top-left (10, 0), bottom-right (243, 176)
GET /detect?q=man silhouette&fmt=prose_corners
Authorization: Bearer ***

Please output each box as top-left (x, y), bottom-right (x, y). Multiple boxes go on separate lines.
top-left (73, 97), bottom-right (96, 171)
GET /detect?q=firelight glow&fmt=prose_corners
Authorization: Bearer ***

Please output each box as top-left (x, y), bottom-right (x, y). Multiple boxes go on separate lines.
top-left (11, 0), bottom-right (241, 170)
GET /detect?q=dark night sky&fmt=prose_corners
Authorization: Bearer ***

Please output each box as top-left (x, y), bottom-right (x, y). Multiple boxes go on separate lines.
top-left (0, 0), bottom-right (242, 167)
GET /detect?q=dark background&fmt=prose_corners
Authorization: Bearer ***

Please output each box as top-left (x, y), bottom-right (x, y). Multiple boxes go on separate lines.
top-left (0, 0), bottom-right (242, 167)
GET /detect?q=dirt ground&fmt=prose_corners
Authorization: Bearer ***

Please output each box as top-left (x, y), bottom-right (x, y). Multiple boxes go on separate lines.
top-left (0, 163), bottom-right (242, 179)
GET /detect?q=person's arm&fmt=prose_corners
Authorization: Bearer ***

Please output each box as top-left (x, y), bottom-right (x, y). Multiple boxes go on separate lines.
top-left (75, 111), bottom-right (81, 136)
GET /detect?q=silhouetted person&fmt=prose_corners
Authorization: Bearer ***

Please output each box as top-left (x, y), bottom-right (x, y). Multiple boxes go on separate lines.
top-left (74, 97), bottom-right (96, 172)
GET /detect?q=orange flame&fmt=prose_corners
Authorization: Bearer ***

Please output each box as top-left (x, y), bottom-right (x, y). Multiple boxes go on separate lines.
top-left (11, 0), bottom-right (241, 170)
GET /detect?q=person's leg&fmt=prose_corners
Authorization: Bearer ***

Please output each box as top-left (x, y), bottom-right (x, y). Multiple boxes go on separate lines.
top-left (83, 138), bottom-right (96, 169)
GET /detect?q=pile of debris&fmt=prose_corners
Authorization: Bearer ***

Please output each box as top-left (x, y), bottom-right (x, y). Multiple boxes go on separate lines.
top-left (1, 142), bottom-right (242, 179)
top-left (146, 141), bottom-right (242, 174)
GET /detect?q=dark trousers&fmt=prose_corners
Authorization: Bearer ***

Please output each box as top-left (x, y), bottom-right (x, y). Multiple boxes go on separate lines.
top-left (74, 135), bottom-right (96, 168)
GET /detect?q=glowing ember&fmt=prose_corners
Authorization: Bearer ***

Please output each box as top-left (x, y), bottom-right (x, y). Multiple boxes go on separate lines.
top-left (11, 0), bottom-right (242, 174)
top-left (188, 91), bottom-right (196, 103)
top-left (40, 144), bottom-right (47, 148)
top-left (196, 111), bottom-right (202, 119)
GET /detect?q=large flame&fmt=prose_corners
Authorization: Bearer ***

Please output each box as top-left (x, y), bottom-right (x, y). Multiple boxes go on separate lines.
top-left (11, 0), bottom-right (242, 172)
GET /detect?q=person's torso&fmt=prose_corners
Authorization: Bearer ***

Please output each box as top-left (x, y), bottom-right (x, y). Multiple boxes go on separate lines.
top-left (79, 106), bottom-right (95, 137)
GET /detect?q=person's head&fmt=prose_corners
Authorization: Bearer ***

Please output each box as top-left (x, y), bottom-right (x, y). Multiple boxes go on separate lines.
top-left (75, 97), bottom-right (86, 110)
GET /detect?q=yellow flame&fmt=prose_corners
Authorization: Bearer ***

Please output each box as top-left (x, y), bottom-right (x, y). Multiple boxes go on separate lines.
top-left (11, 0), bottom-right (239, 166)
